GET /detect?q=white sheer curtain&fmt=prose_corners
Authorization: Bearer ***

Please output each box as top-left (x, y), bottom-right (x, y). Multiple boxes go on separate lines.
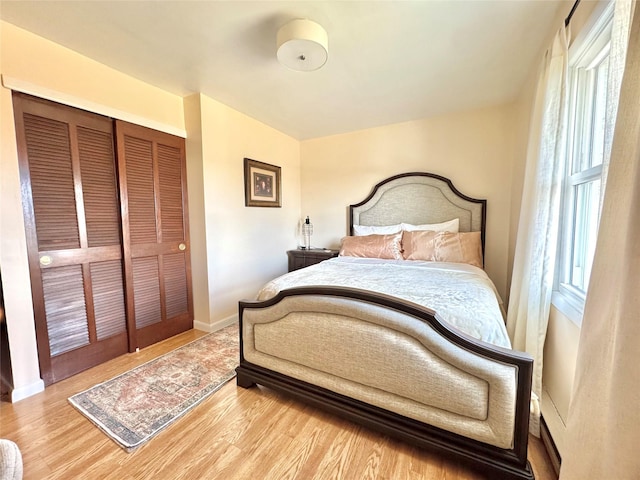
top-left (561, 3), bottom-right (639, 479)
top-left (601, 0), bottom-right (636, 198)
top-left (506, 27), bottom-right (569, 436)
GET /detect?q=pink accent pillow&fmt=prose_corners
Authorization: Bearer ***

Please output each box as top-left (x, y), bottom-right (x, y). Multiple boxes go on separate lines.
top-left (433, 231), bottom-right (483, 268)
top-left (339, 233), bottom-right (403, 260)
top-left (402, 231), bottom-right (483, 268)
top-left (401, 230), bottom-right (438, 261)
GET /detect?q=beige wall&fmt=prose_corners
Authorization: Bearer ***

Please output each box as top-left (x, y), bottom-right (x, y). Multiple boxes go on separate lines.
top-left (542, 307), bottom-right (581, 454)
top-left (0, 22), bottom-right (301, 400)
top-left (183, 94), bottom-right (212, 330)
top-left (1, 4), bottom-right (599, 438)
top-left (0, 23), bottom-right (185, 135)
top-left (509, 0), bottom-right (601, 457)
top-left (185, 93), bottom-right (301, 328)
top-left (508, 64), bottom-right (538, 300)
top-left (300, 105), bottom-right (518, 300)
top-left (0, 86), bottom-right (41, 400)
top-left (0, 22), bottom-right (188, 400)
top-left (0, 22), bottom-right (522, 399)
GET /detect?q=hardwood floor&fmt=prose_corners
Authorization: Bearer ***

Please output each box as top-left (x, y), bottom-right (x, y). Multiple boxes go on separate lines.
top-left (0, 329), bottom-right (557, 480)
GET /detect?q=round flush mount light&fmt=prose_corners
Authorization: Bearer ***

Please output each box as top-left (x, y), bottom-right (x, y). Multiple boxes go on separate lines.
top-left (276, 19), bottom-right (328, 72)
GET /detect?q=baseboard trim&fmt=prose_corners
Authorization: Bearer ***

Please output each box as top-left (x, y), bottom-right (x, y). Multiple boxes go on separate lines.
top-left (10, 378), bottom-right (45, 402)
top-left (194, 313), bottom-right (237, 333)
top-left (540, 416), bottom-right (562, 477)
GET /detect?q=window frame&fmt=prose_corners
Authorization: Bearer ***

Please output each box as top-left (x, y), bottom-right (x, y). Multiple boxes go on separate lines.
top-left (552, 2), bottom-right (614, 325)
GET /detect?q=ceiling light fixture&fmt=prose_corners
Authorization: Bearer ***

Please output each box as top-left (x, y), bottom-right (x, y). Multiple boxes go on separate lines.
top-left (276, 19), bottom-right (328, 72)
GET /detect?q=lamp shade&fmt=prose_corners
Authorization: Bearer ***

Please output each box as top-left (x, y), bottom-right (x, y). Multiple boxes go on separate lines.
top-left (276, 19), bottom-right (328, 72)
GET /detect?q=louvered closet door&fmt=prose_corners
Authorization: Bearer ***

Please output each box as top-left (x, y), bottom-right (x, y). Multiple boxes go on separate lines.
top-left (115, 121), bottom-right (193, 350)
top-left (13, 93), bottom-right (128, 385)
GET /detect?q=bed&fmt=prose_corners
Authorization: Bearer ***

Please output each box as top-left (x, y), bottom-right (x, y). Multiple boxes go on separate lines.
top-left (236, 172), bottom-right (534, 480)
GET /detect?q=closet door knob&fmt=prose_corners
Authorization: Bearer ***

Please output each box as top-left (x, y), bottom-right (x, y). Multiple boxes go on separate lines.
top-left (178, 243), bottom-right (186, 251)
top-left (40, 255), bottom-right (52, 266)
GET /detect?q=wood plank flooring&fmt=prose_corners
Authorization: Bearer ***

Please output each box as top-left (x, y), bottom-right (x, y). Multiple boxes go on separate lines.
top-left (0, 328), bottom-right (557, 480)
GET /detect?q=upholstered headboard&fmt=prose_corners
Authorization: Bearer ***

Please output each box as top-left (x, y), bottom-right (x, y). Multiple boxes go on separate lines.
top-left (349, 172), bottom-right (486, 250)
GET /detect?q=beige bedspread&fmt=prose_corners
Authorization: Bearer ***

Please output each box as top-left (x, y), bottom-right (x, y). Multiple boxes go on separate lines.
top-left (258, 256), bottom-right (511, 349)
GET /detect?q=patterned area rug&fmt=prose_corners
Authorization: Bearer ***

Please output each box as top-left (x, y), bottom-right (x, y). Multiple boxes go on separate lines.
top-left (69, 324), bottom-right (238, 452)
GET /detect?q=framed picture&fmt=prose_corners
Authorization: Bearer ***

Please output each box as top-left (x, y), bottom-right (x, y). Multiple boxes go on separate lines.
top-left (244, 158), bottom-right (281, 207)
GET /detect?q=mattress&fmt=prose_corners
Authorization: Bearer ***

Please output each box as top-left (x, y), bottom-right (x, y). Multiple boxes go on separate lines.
top-left (258, 256), bottom-right (511, 349)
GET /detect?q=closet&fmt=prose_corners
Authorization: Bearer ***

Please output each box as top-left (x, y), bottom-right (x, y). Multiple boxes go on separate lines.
top-left (13, 93), bottom-right (193, 385)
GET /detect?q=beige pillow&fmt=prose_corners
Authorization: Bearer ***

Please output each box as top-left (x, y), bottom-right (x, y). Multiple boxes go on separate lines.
top-left (339, 233), bottom-right (403, 260)
top-left (433, 231), bottom-right (483, 268)
top-left (401, 230), bottom-right (438, 261)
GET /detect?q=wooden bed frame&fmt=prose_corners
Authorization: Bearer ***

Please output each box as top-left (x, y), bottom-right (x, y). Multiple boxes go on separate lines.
top-left (236, 173), bottom-right (534, 480)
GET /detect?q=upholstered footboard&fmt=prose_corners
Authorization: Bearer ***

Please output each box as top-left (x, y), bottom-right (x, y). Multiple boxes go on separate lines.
top-left (236, 286), bottom-right (534, 480)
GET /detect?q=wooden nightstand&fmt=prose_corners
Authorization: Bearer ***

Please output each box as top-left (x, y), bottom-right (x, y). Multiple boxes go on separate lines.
top-left (287, 249), bottom-right (339, 272)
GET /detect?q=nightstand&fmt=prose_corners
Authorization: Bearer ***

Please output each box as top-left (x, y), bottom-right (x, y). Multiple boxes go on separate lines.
top-left (287, 248), bottom-right (339, 272)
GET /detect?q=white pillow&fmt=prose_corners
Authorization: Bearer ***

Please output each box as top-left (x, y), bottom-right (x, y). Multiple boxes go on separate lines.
top-left (352, 224), bottom-right (402, 236)
top-left (401, 218), bottom-right (460, 233)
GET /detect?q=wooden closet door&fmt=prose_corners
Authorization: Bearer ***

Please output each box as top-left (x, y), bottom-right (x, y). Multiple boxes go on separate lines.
top-left (115, 121), bottom-right (193, 350)
top-left (13, 93), bottom-right (128, 385)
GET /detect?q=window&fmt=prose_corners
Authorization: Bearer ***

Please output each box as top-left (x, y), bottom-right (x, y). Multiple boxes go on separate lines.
top-left (553, 4), bottom-right (614, 323)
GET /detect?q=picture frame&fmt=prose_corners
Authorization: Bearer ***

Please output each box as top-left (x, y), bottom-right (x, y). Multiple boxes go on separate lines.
top-left (244, 158), bottom-right (282, 207)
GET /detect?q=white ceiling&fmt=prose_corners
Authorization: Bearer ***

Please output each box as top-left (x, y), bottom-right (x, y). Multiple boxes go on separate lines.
top-left (0, 1), bottom-right (568, 140)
